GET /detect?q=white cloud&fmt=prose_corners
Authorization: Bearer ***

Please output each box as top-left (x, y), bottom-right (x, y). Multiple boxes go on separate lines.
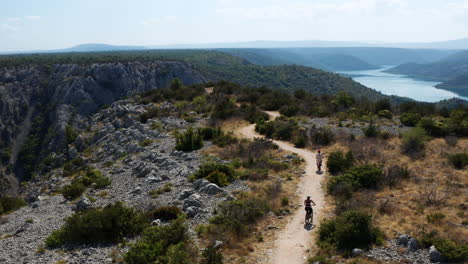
top-left (25, 16), bottom-right (41, 20)
top-left (7, 17), bottom-right (21, 22)
top-left (140, 16), bottom-right (176, 26)
top-left (1, 23), bottom-right (19, 32)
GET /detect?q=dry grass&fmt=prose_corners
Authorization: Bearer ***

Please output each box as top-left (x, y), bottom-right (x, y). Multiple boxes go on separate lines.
top-left (327, 136), bottom-right (467, 245)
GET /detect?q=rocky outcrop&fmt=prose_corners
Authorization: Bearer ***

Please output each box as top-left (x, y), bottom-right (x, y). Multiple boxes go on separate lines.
top-left (0, 99), bottom-right (246, 263)
top-left (0, 61), bottom-right (207, 194)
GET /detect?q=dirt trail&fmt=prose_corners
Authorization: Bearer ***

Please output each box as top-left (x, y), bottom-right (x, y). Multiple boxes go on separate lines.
top-left (237, 111), bottom-right (325, 264)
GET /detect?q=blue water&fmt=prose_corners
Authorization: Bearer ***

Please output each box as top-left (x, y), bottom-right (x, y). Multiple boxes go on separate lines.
top-left (338, 67), bottom-right (468, 103)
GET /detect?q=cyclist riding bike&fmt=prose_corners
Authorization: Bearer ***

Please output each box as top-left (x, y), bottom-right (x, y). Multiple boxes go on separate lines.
top-left (316, 149), bottom-right (323, 172)
top-left (304, 196), bottom-right (316, 225)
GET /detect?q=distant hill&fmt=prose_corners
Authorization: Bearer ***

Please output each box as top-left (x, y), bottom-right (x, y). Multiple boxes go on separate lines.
top-left (218, 48), bottom-right (379, 71)
top-left (62, 43), bottom-right (145, 52)
top-left (148, 38), bottom-right (468, 50)
top-left (387, 50), bottom-right (468, 96)
top-left (0, 49), bottom-right (396, 101)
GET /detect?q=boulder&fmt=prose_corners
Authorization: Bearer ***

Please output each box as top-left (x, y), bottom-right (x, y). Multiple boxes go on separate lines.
top-left (214, 240), bottom-right (224, 249)
top-left (194, 179), bottom-right (210, 190)
top-left (75, 196), bottom-right (93, 211)
top-left (151, 219), bottom-right (162, 226)
top-left (130, 187), bottom-right (142, 194)
top-left (146, 175), bottom-right (162, 183)
top-left (199, 183), bottom-right (224, 195)
top-left (185, 206), bottom-right (199, 218)
top-left (352, 248), bottom-right (364, 257)
top-left (407, 238), bottom-right (419, 252)
top-left (179, 189), bottom-right (194, 200)
top-left (397, 234), bottom-right (410, 246)
top-left (429, 245), bottom-right (442, 263)
top-left (183, 194), bottom-right (202, 209)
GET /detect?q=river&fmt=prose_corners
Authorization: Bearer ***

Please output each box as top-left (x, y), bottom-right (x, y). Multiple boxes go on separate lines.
top-left (338, 67), bottom-right (468, 102)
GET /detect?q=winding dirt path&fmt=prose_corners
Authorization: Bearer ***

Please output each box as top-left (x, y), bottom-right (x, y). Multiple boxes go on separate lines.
top-left (237, 111), bottom-right (325, 264)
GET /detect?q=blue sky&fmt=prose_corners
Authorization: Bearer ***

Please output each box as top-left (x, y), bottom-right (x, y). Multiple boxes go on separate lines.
top-left (1, 0), bottom-right (468, 51)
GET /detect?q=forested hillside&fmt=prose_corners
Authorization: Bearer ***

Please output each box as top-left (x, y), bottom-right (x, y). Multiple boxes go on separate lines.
top-left (218, 48), bottom-right (379, 71)
top-left (0, 50), bottom-right (391, 100)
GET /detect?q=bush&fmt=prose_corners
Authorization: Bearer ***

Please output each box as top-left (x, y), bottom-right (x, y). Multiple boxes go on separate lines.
top-left (139, 139), bottom-right (153, 147)
top-left (209, 196), bottom-right (269, 237)
top-left (191, 162), bottom-right (236, 187)
top-left (140, 107), bottom-right (160, 124)
top-left (255, 118), bottom-right (298, 141)
top-left (326, 151), bottom-right (354, 174)
top-left (148, 206), bottom-right (183, 222)
top-left (362, 121), bottom-right (380, 138)
top-left (448, 152), bottom-right (468, 169)
top-left (328, 164), bottom-right (383, 194)
top-left (175, 127), bottom-right (203, 151)
top-left (318, 210), bottom-right (382, 251)
top-left (400, 112), bottom-right (422, 126)
top-left (61, 168), bottom-right (111, 199)
top-left (46, 202), bottom-right (146, 247)
top-left (417, 117), bottom-right (447, 137)
top-left (61, 182), bottom-right (86, 200)
top-left (200, 247), bottom-right (224, 264)
top-left (243, 104), bottom-right (269, 124)
top-left (65, 125), bottom-right (79, 144)
top-left (419, 232), bottom-right (467, 262)
top-left (401, 127), bottom-right (429, 156)
top-left (377, 110), bottom-right (392, 119)
top-left (124, 219), bottom-right (190, 264)
top-left (0, 196), bottom-right (27, 215)
top-left (293, 134), bottom-right (307, 148)
top-left (310, 126), bottom-right (334, 146)
top-left (279, 104), bottom-right (299, 117)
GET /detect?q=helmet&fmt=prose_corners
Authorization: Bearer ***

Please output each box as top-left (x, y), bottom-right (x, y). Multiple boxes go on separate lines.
top-left (307, 196), bottom-right (310, 199)
top-left (317, 149), bottom-right (321, 153)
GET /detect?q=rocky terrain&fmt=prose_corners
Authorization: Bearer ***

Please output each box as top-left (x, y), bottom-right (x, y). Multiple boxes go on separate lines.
top-left (0, 99), bottom-right (245, 263)
top-left (0, 61), bottom-right (207, 194)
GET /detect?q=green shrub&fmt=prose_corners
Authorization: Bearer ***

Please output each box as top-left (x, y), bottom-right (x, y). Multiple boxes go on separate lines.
top-left (46, 202), bottom-right (146, 247)
top-left (318, 210), bottom-right (382, 251)
top-left (328, 164), bottom-right (383, 194)
top-left (281, 197), bottom-right (289, 206)
top-left (212, 132), bottom-right (237, 147)
top-left (400, 112), bottom-right (422, 126)
top-left (448, 152), bottom-right (468, 169)
top-left (401, 127), bottom-right (429, 156)
top-left (433, 239), bottom-right (468, 262)
top-left (191, 162), bottom-right (236, 187)
top-left (0, 196), bottom-right (27, 215)
top-left (175, 127), bottom-right (203, 151)
top-left (211, 95), bottom-right (237, 120)
top-left (243, 105), bottom-right (269, 124)
top-left (310, 127), bottom-right (334, 146)
top-left (139, 139), bottom-right (153, 147)
top-left (65, 125), bottom-right (79, 144)
top-left (209, 196), bottom-right (269, 237)
top-left (362, 121), bottom-right (380, 138)
top-left (377, 110), bottom-right (392, 119)
top-left (148, 206), bottom-right (183, 222)
top-left (124, 219), bottom-right (190, 264)
top-left (140, 107), bottom-right (160, 124)
top-left (200, 247), bottom-right (224, 264)
top-left (61, 182), bottom-right (86, 200)
top-left (417, 117), bottom-right (447, 137)
top-left (61, 168), bottom-right (111, 199)
top-left (293, 134), bottom-right (307, 148)
top-left (255, 118), bottom-right (298, 141)
top-left (279, 104), bottom-right (299, 117)
top-left (326, 151), bottom-right (354, 174)
top-left (419, 231), bottom-right (467, 262)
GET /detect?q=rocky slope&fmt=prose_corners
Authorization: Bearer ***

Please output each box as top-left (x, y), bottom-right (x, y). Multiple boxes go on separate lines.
top-left (0, 61), bottom-right (207, 194)
top-left (0, 99), bottom-right (244, 263)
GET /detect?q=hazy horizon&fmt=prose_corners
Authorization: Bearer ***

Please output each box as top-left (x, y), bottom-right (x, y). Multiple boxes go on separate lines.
top-left (2, 0), bottom-right (468, 52)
